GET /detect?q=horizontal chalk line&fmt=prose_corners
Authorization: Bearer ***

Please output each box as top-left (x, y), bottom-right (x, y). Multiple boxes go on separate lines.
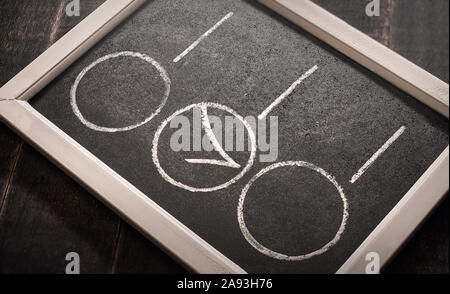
top-left (185, 159), bottom-right (238, 168)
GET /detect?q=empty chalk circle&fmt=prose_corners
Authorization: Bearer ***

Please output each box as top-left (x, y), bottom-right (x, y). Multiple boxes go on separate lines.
top-left (70, 51), bottom-right (171, 132)
top-left (237, 161), bottom-right (349, 261)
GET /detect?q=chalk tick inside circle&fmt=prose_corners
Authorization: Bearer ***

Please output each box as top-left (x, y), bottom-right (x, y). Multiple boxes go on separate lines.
top-left (152, 102), bottom-right (257, 192)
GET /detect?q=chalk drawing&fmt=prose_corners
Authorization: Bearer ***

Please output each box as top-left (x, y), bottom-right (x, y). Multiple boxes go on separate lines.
top-left (350, 126), bottom-right (406, 184)
top-left (185, 105), bottom-right (241, 168)
top-left (258, 65), bottom-right (318, 120)
top-left (152, 102), bottom-right (256, 192)
top-left (238, 161), bottom-right (348, 261)
top-left (173, 12), bottom-right (234, 63)
top-left (71, 51), bottom-right (171, 132)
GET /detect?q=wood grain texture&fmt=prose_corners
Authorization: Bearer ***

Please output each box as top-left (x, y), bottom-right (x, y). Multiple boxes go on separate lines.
top-left (0, 0), bottom-right (448, 273)
top-left (111, 223), bottom-right (185, 274)
top-left (0, 0), bottom-right (122, 274)
top-left (384, 0), bottom-right (449, 274)
top-left (0, 1), bottom-right (59, 215)
top-left (389, 0), bottom-right (449, 83)
top-left (313, 0), bottom-right (449, 274)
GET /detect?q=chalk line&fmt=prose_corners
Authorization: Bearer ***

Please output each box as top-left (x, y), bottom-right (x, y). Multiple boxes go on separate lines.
top-left (258, 65), bottom-right (318, 120)
top-left (185, 105), bottom-right (241, 168)
top-left (173, 12), bottom-right (234, 63)
top-left (237, 161), bottom-right (348, 261)
top-left (350, 126), bottom-right (406, 184)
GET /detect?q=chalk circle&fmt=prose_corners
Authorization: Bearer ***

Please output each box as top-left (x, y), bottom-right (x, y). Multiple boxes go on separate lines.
top-left (70, 51), bottom-right (171, 132)
top-left (152, 102), bottom-right (257, 192)
top-left (238, 161), bottom-right (349, 261)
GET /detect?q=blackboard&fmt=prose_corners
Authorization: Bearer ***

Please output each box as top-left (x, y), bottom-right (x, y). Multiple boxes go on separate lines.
top-left (30, 0), bottom-right (448, 273)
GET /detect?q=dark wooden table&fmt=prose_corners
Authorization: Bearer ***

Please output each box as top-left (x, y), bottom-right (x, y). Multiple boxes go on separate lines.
top-left (0, 0), bottom-right (448, 274)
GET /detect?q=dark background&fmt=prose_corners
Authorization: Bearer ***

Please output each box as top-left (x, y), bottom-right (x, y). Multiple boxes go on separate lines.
top-left (0, 0), bottom-right (448, 274)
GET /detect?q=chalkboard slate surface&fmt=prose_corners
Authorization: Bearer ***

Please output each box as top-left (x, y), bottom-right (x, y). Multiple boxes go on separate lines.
top-left (31, 0), bottom-right (448, 273)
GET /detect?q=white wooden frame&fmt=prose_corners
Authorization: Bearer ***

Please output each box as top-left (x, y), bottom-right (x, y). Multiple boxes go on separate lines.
top-left (0, 0), bottom-right (448, 274)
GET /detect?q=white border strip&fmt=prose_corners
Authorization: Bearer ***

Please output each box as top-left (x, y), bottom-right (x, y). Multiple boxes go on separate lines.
top-left (0, 0), bottom-right (245, 274)
top-left (338, 147), bottom-right (449, 274)
top-left (258, 0), bottom-right (449, 118)
top-left (0, 100), bottom-right (246, 274)
top-left (259, 0), bottom-right (449, 274)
